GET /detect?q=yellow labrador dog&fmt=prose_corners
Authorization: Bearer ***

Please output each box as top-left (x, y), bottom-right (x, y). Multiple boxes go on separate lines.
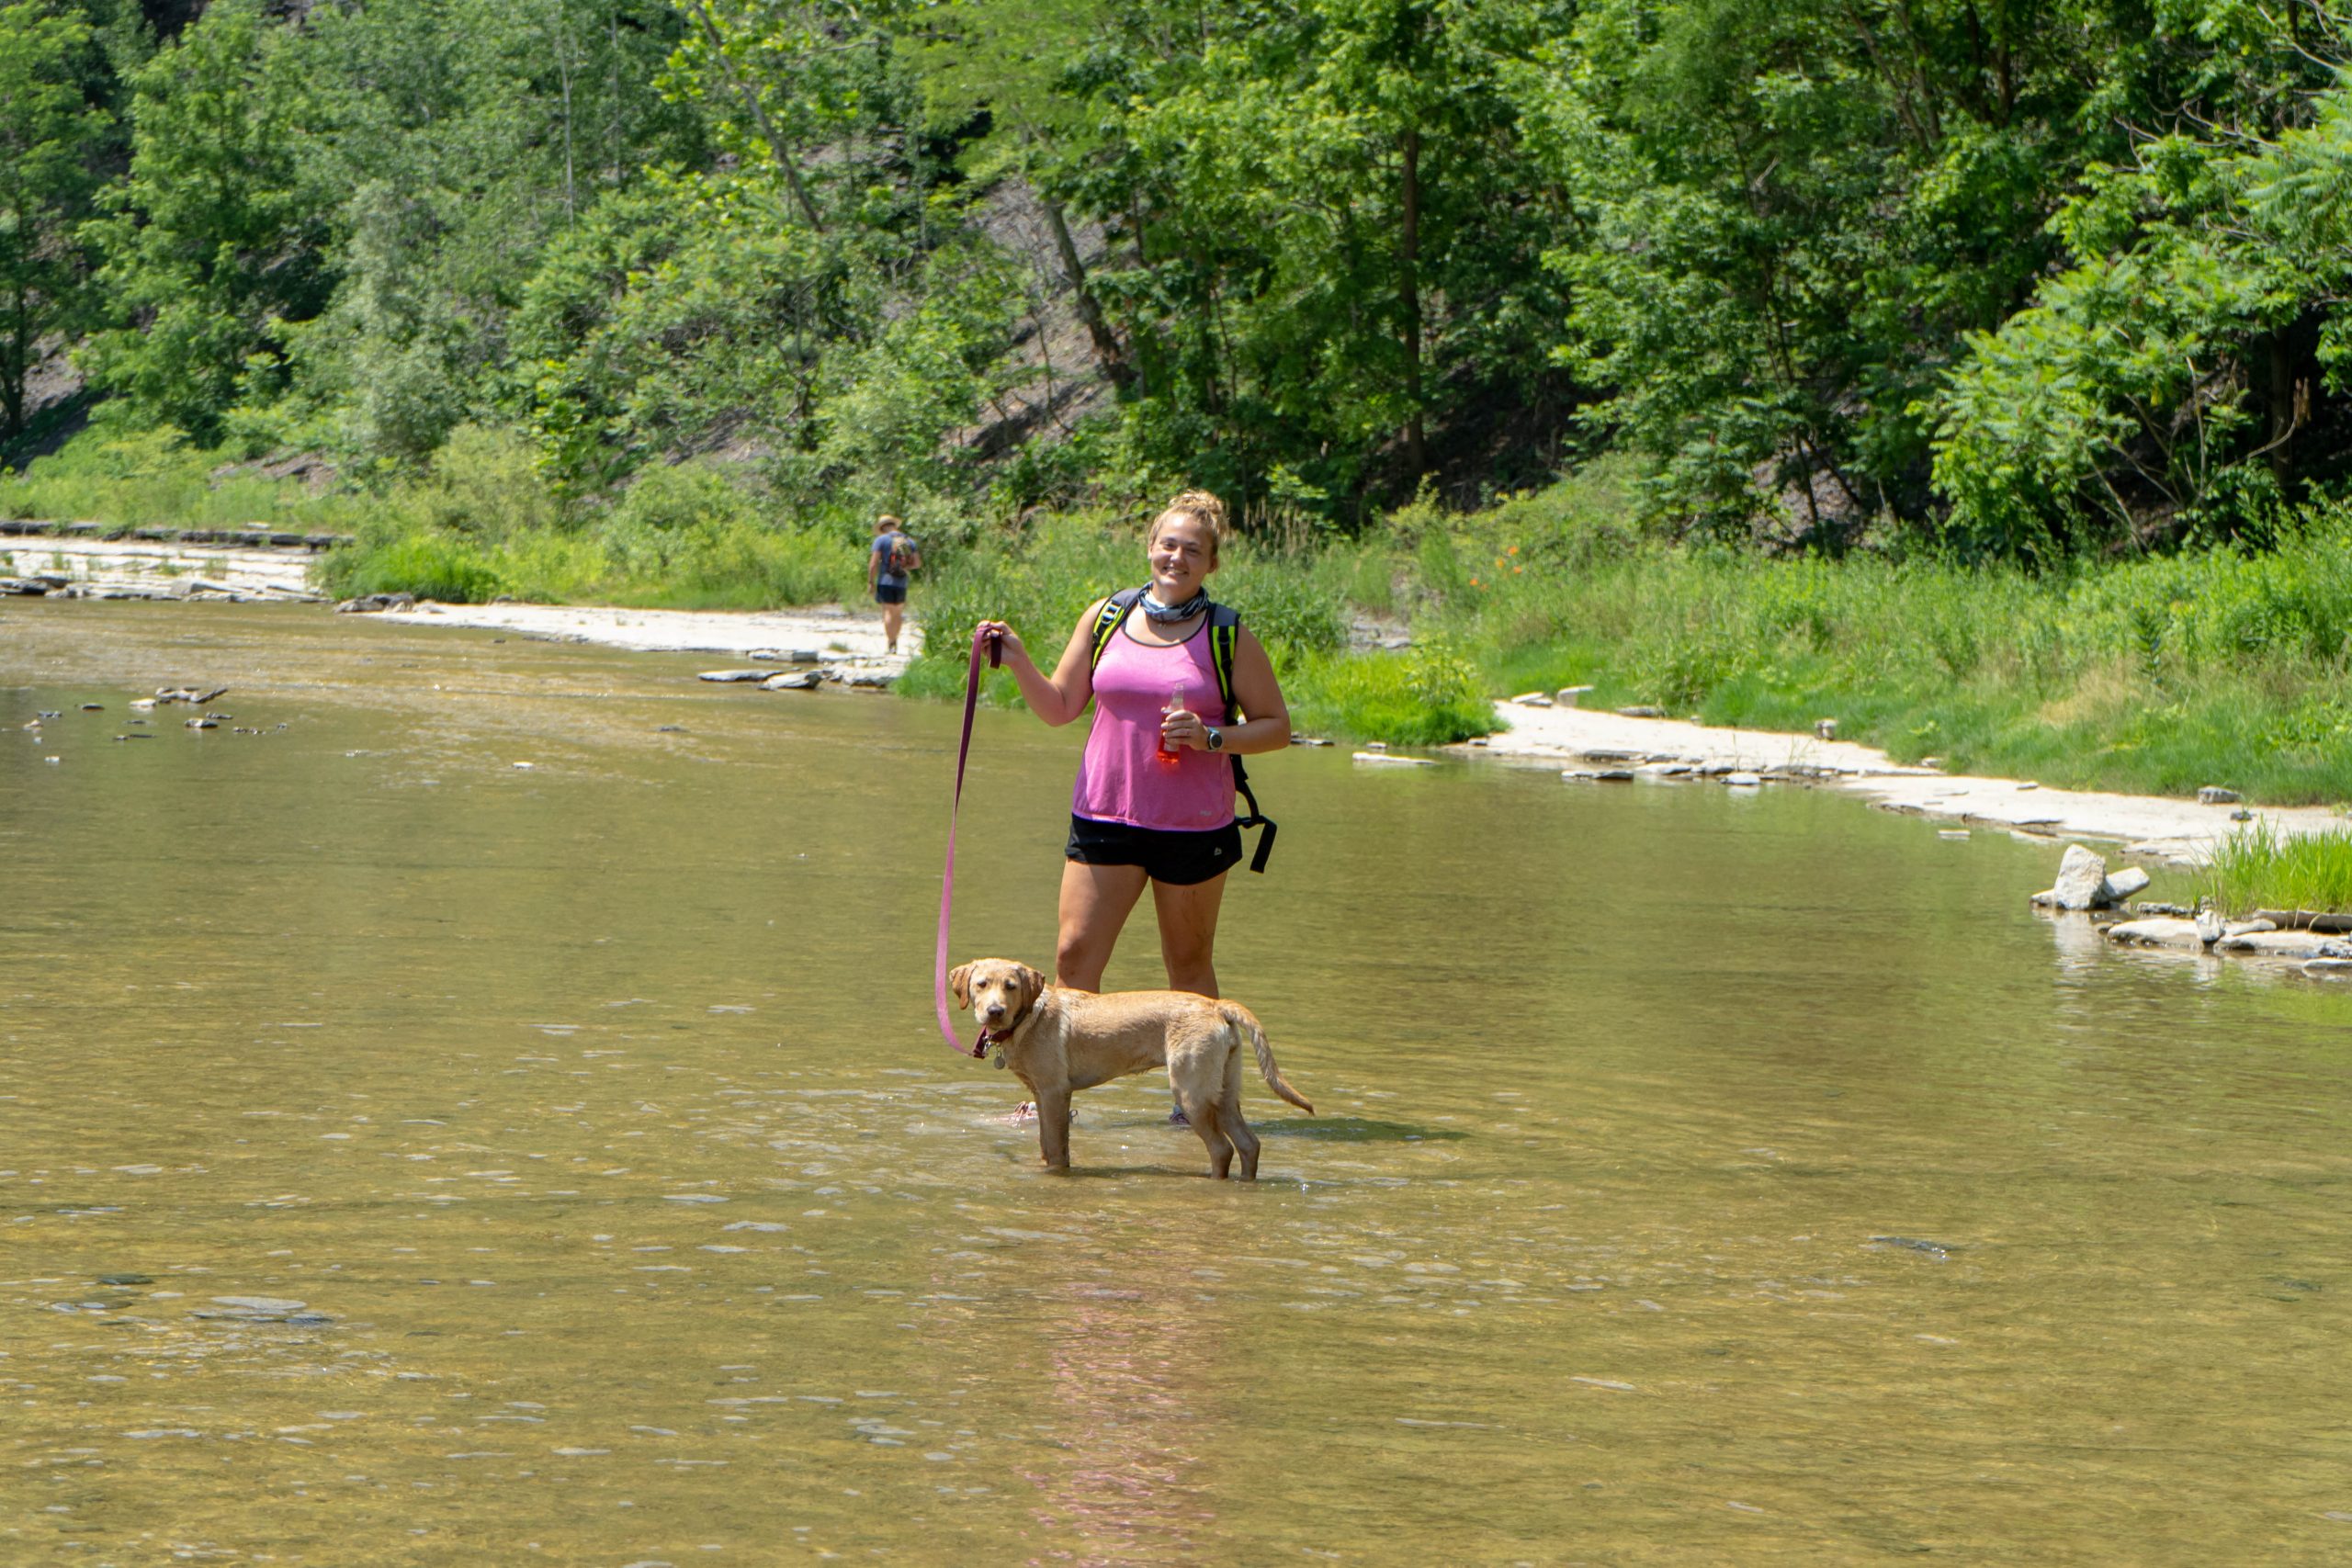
top-left (948, 959), bottom-right (1313, 1179)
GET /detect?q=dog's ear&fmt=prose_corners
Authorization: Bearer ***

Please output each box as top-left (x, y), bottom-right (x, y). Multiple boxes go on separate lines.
top-left (947, 964), bottom-right (973, 1008)
top-left (1019, 964), bottom-right (1047, 1004)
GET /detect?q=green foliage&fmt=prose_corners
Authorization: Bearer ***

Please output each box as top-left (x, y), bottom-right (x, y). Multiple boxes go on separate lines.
top-left (77, 0), bottom-right (328, 444)
top-left (322, 529), bottom-right (506, 603)
top-left (1288, 640), bottom-right (1496, 746)
top-left (2198, 823), bottom-right (2352, 918)
top-left (0, 1), bottom-right (108, 438)
top-left (0, 413), bottom-right (364, 529)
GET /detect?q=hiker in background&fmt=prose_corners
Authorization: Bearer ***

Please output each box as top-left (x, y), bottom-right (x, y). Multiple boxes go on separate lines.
top-left (972, 488), bottom-right (1288, 1017)
top-left (870, 514), bottom-right (921, 655)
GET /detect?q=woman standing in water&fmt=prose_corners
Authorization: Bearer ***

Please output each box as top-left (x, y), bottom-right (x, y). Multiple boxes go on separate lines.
top-left (973, 490), bottom-right (1289, 1004)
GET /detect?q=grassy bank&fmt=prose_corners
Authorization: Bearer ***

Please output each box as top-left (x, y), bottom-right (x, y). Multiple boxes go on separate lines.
top-left (14, 423), bottom-right (2352, 817)
top-left (2198, 825), bottom-right (2352, 918)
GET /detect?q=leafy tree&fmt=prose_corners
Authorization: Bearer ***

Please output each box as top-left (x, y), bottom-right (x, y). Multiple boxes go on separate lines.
top-left (76, 0), bottom-right (325, 442)
top-left (0, 0), bottom-right (109, 439)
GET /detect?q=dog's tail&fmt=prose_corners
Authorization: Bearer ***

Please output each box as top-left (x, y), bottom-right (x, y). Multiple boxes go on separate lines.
top-left (1221, 1003), bottom-right (1313, 1114)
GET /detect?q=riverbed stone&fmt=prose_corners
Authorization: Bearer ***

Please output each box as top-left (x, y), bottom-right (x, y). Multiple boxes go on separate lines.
top-left (2304, 959), bottom-right (2352, 978)
top-left (2197, 786), bottom-right (2242, 805)
top-left (2099, 867), bottom-right (2152, 902)
top-left (2107, 918), bottom-right (2205, 949)
top-left (2215, 930), bottom-right (2351, 958)
top-left (1617, 705), bottom-right (1664, 717)
top-left (697, 669), bottom-right (774, 682)
top-left (1724, 772), bottom-right (1762, 787)
top-left (1510, 692), bottom-right (1553, 707)
top-left (1353, 751), bottom-right (1436, 767)
top-left (761, 671), bottom-right (821, 691)
top-left (1556, 686), bottom-right (1593, 706)
top-left (2032, 845), bottom-right (2109, 910)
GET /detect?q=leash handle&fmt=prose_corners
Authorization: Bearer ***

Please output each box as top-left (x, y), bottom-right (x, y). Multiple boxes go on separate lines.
top-left (934, 626), bottom-right (1000, 1058)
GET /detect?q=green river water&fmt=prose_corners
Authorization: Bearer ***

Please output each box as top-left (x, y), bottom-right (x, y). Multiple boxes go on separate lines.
top-left (3, 601), bottom-right (2349, 1565)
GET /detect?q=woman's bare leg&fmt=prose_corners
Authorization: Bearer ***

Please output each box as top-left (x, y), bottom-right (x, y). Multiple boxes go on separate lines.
top-left (1151, 872), bottom-right (1228, 997)
top-left (1056, 860), bottom-right (1149, 991)
top-left (1150, 873), bottom-right (1227, 1122)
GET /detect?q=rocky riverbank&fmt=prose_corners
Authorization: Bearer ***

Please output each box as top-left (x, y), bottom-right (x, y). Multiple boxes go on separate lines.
top-left (1, 531), bottom-right (329, 603)
top-left (358, 597), bottom-right (915, 680)
top-left (1467, 691), bottom-right (2346, 865)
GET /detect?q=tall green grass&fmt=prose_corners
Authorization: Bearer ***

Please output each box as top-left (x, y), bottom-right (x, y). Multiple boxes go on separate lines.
top-left (0, 419), bottom-right (368, 532)
top-left (2197, 823), bottom-right (2352, 916)
top-left (317, 436), bottom-right (867, 606)
top-left (1372, 468), bottom-right (2352, 802)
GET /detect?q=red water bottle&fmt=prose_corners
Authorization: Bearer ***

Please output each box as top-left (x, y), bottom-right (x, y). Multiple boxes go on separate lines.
top-left (1159, 682), bottom-right (1186, 764)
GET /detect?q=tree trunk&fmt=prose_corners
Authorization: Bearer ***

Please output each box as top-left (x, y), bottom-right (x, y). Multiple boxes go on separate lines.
top-left (1399, 124), bottom-right (1427, 479)
top-left (1042, 196), bottom-right (1133, 394)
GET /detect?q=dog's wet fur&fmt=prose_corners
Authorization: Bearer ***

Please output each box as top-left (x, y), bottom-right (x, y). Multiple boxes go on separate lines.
top-left (948, 959), bottom-right (1313, 1179)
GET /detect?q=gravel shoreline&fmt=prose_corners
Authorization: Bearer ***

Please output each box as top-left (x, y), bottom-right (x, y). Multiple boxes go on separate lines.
top-left (1465, 698), bottom-right (2343, 865)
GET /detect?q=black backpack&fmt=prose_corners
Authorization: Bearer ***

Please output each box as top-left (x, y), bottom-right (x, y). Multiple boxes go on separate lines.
top-left (1087, 586), bottom-right (1278, 873)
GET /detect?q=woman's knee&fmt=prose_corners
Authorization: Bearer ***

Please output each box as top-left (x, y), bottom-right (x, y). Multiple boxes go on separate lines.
top-left (1056, 927), bottom-right (1109, 990)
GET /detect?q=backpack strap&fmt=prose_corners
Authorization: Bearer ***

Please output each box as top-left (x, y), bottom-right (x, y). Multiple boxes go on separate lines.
top-left (1087, 586), bottom-right (1148, 672)
top-left (1205, 604), bottom-right (1275, 874)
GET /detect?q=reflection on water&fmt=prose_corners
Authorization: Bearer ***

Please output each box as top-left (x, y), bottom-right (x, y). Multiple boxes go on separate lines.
top-left (4, 600), bottom-right (2351, 1564)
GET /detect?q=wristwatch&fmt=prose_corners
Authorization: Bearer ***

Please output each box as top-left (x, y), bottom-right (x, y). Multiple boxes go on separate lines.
top-left (1204, 727), bottom-right (1225, 752)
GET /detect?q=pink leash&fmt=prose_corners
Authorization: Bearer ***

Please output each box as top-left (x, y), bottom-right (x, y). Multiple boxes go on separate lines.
top-left (934, 626), bottom-right (1001, 1058)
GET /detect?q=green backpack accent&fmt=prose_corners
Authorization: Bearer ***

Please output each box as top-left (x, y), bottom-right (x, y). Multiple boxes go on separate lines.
top-left (1088, 587), bottom-right (1278, 873)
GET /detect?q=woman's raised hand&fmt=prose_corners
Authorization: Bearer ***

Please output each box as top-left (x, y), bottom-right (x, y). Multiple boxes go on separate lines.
top-left (973, 619), bottom-right (1025, 666)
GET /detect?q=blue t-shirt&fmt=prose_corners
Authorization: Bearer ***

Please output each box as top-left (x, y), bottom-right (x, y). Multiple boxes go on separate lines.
top-left (872, 531), bottom-right (913, 585)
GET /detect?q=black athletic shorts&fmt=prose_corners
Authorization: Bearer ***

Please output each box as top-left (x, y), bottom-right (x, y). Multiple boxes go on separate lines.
top-left (873, 581), bottom-right (907, 604)
top-left (1066, 814), bottom-right (1241, 886)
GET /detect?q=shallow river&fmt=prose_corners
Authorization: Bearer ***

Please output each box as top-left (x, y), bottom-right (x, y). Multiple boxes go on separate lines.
top-left (4, 602), bottom-right (2350, 1566)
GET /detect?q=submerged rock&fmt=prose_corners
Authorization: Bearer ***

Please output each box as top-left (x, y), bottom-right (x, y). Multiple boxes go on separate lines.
top-left (762, 671), bottom-right (822, 691)
top-left (697, 669), bottom-right (774, 683)
top-left (2107, 918), bottom-right (2205, 949)
top-left (2215, 930), bottom-right (2351, 959)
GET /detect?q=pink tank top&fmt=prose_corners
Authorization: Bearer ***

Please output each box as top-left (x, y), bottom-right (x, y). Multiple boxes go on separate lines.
top-left (1073, 615), bottom-right (1234, 831)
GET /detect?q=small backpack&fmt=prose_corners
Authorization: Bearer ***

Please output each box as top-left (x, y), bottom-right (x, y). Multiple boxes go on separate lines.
top-left (886, 533), bottom-right (915, 577)
top-left (1087, 586), bottom-right (1278, 873)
